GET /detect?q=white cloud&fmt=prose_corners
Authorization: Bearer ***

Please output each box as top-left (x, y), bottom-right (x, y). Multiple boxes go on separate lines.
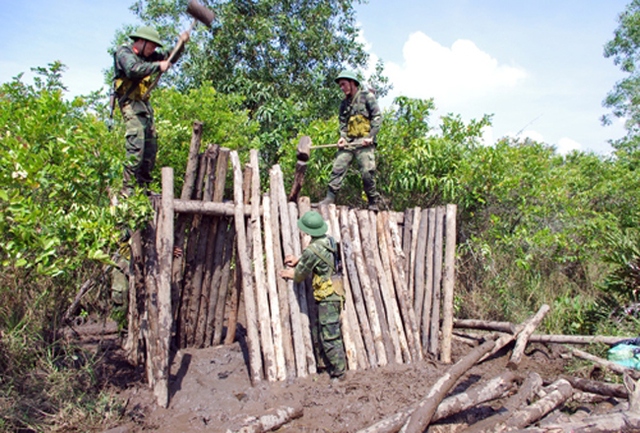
top-left (556, 137), bottom-right (582, 155)
top-left (380, 32), bottom-right (528, 107)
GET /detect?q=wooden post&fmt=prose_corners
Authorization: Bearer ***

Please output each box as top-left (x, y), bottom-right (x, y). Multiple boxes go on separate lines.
top-left (210, 220), bottom-right (234, 345)
top-left (124, 229), bottom-right (145, 366)
top-left (152, 167), bottom-right (175, 407)
top-left (329, 204), bottom-right (365, 371)
top-left (385, 212), bottom-right (422, 362)
top-left (428, 207), bottom-right (443, 356)
top-left (377, 211), bottom-right (411, 363)
top-left (263, 195), bottom-right (286, 380)
top-left (372, 211), bottom-right (405, 364)
top-left (441, 204), bottom-right (457, 363)
top-left (350, 209), bottom-right (387, 367)
top-left (414, 208), bottom-right (429, 347)
top-left (289, 202), bottom-right (316, 375)
top-left (402, 208), bottom-right (413, 287)
top-left (340, 207), bottom-right (377, 368)
top-left (249, 150), bottom-right (276, 381)
top-left (269, 166), bottom-right (296, 378)
top-left (422, 208), bottom-right (438, 352)
top-left (408, 207), bottom-right (422, 308)
top-left (273, 165), bottom-right (307, 378)
top-left (287, 160), bottom-right (308, 202)
top-left (507, 304), bottom-right (550, 369)
top-left (231, 151), bottom-right (262, 384)
top-left (171, 121), bottom-right (202, 312)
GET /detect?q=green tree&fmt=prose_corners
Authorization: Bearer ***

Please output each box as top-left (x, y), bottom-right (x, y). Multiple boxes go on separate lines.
top-left (603, 0), bottom-right (640, 141)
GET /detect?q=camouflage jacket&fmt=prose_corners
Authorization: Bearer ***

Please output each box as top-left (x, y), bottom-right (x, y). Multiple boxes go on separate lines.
top-left (293, 236), bottom-right (336, 283)
top-left (114, 43), bottom-right (183, 109)
top-left (338, 87), bottom-right (382, 143)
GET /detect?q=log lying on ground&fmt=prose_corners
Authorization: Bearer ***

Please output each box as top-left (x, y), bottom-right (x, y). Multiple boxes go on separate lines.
top-left (461, 372), bottom-right (543, 433)
top-left (455, 330), bottom-right (630, 346)
top-left (562, 375), bottom-right (627, 399)
top-left (226, 404), bottom-right (303, 433)
top-left (454, 319), bottom-right (517, 334)
top-left (358, 370), bottom-right (518, 433)
top-left (399, 336), bottom-right (497, 433)
top-left (508, 304), bottom-right (550, 369)
top-left (484, 379), bottom-right (573, 433)
top-left (568, 347), bottom-right (640, 379)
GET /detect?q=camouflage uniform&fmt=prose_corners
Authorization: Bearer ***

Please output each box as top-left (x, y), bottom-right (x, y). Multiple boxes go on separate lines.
top-left (293, 235), bottom-right (346, 378)
top-left (114, 42), bottom-right (183, 193)
top-left (328, 87), bottom-right (382, 205)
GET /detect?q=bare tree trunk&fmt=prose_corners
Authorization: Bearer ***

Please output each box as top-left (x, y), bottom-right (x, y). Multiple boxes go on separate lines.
top-left (428, 206), bottom-right (445, 356)
top-left (508, 304), bottom-right (550, 369)
top-left (441, 204), bottom-right (457, 363)
top-left (228, 404), bottom-right (304, 433)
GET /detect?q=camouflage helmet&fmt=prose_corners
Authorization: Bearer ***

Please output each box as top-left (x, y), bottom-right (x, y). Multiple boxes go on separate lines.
top-left (129, 26), bottom-right (164, 47)
top-left (335, 70), bottom-right (360, 86)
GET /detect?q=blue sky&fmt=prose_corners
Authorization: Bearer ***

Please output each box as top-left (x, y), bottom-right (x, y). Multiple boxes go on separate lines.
top-left (0, 0), bottom-right (631, 154)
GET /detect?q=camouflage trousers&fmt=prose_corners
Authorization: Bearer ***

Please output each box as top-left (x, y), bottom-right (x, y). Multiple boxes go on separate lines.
top-left (312, 292), bottom-right (346, 377)
top-left (121, 102), bottom-right (157, 193)
top-left (327, 146), bottom-right (380, 203)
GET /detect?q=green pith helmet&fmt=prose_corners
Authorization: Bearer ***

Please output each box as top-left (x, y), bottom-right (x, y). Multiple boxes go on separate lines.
top-left (335, 70), bottom-right (360, 86)
top-left (129, 26), bottom-right (164, 47)
top-left (297, 211), bottom-right (328, 237)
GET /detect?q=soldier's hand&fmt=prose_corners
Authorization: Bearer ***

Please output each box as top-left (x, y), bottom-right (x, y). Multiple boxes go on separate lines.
top-left (279, 268), bottom-right (295, 280)
top-left (179, 31), bottom-right (191, 44)
top-left (362, 137), bottom-right (373, 147)
top-left (284, 255), bottom-right (299, 267)
top-left (337, 137), bottom-right (347, 148)
top-left (159, 60), bottom-right (171, 72)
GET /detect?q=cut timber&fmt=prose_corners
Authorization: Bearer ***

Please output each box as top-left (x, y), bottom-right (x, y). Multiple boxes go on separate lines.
top-left (231, 151), bottom-right (262, 384)
top-left (484, 379), bottom-right (573, 433)
top-left (153, 168), bottom-right (175, 407)
top-left (288, 201), bottom-right (316, 375)
top-left (413, 208), bottom-right (428, 344)
top-left (461, 372), bottom-right (543, 433)
top-left (340, 207), bottom-right (377, 368)
top-left (268, 166), bottom-right (295, 378)
top-left (358, 371), bottom-right (517, 433)
top-left (262, 195), bottom-right (286, 381)
top-left (287, 160), bottom-right (308, 203)
top-left (454, 319), bottom-right (517, 334)
top-left (385, 211), bottom-right (421, 362)
top-left (507, 304), bottom-right (550, 369)
top-left (328, 204), bottom-right (364, 371)
top-left (400, 337), bottom-right (497, 433)
top-left (173, 199), bottom-right (251, 216)
top-left (428, 206), bottom-right (444, 357)
top-left (250, 150), bottom-right (276, 381)
top-left (376, 211), bottom-right (411, 363)
top-left (568, 347), bottom-right (640, 379)
top-left (441, 204), bottom-right (457, 363)
top-left (273, 165), bottom-right (307, 378)
top-left (562, 375), bottom-right (627, 399)
top-left (226, 404), bottom-right (303, 433)
top-left (350, 209), bottom-right (387, 367)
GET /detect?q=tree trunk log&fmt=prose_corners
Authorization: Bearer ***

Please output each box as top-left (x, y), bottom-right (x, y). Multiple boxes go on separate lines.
top-left (400, 337), bottom-right (497, 433)
top-left (428, 206), bottom-right (445, 356)
top-left (268, 168), bottom-right (296, 378)
top-left (350, 209), bottom-right (387, 367)
top-left (413, 208), bottom-right (428, 345)
top-left (231, 151), bottom-right (262, 384)
top-left (358, 370), bottom-right (517, 433)
top-left (227, 404), bottom-right (304, 433)
top-left (340, 207), bottom-right (377, 368)
top-left (508, 304), bottom-right (551, 369)
top-left (441, 204), bottom-right (457, 363)
top-left (569, 347), bottom-right (640, 379)
top-left (287, 160), bottom-right (308, 203)
top-left (562, 375), bottom-right (627, 399)
top-left (454, 319), bottom-right (517, 334)
top-left (461, 372), bottom-right (544, 433)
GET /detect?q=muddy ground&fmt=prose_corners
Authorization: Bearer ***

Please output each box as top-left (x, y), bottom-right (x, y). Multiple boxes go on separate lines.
top-left (74, 318), bottom-right (621, 433)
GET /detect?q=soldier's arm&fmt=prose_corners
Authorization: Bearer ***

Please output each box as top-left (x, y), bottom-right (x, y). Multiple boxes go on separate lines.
top-left (338, 100), bottom-right (349, 140)
top-left (116, 46), bottom-right (162, 80)
top-left (293, 249), bottom-right (320, 283)
top-left (366, 93), bottom-right (382, 138)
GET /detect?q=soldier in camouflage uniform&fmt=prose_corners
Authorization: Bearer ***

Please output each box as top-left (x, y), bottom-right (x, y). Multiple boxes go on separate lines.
top-left (320, 70), bottom-right (383, 211)
top-left (279, 211), bottom-right (347, 380)
top-left (114, 26), bottom-right (189, 195)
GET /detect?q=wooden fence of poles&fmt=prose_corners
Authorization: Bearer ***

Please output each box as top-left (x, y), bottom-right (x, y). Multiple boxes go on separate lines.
top-left (124, 122), bottom-right (458, 406)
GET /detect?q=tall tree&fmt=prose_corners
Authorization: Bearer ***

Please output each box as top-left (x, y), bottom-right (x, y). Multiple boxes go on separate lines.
top-left (129, 0), bottom-right (371, 162)
top-left (603, 0), bottom-right (640, 144)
